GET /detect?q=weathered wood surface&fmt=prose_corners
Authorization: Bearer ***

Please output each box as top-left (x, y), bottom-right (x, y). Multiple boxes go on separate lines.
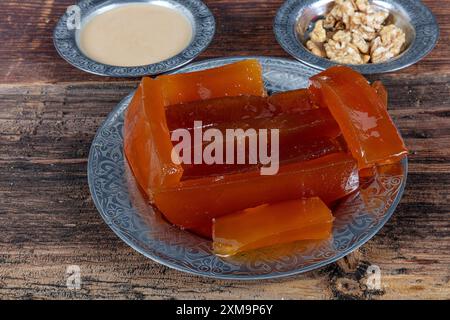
top-left (0, 0), bottom-right (449, 300)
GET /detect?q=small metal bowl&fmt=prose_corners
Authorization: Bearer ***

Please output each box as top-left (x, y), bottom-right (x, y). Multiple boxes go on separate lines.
top-left (53, 0), bottom-right (215, 77)
top-left (274, 0), bottom-right (439, 74)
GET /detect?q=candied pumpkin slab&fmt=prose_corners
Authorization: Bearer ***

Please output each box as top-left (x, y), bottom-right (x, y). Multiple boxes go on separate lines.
top-left (213, 197), bottom-right (334, 257)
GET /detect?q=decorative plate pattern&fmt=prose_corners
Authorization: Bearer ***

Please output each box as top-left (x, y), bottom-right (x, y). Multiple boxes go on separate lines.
top-left (87, 57), bottom-right (408, 279)
top-left (53, 0), bottom-right (215, 77)
top-left (274, 0), bottom-right (439, 74)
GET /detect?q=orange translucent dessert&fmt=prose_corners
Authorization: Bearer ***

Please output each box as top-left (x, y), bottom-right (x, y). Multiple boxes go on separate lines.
top-left (164, 92), bottom-right (343, 179)
top-left (153, 152), bottom-right (358, 228)
top-left (123, 62), bottom-right (409, 255)
top-left (174, 108), bottom-right (343, 179)
top-left (180, 137), bottom-right (347, 180)
top-left (166, 95), bottom-right (275, 131)
top-left (124, 60), bottom-right (267, 195)
top-left (372, 80), bottom-right (388, 108)
top-left (166, 89), bottom-right (316, 132)
top-left (168, 104), bottom-right (339, 138)
top-left (157, 59), bottom-right (266, 106)
top-left (189, 220), bottom-right (213, 239)
top-left (309, 66), bottom-right (407, 169)
top-left (268, 88), bottom-right (315, 113)
top-left (212, 197), bottom-right (333, 256)
top-left (124, 77), bottom-right (183, 194)
top-left (181, 136), bottom-right (346, 180)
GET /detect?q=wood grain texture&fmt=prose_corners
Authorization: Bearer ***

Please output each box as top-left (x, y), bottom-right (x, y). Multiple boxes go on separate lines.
top-left (0, 0), bottom-right (449, 300)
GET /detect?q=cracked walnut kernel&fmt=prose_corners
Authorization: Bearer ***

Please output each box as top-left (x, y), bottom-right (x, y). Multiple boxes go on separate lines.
top-left (310, 20), bottom-right (327, 43)
top-left (306, 40), bottom-right (326, 57)
top-left (304, 0), bottom-right (406, 64)
top-left (370, 25), bottom-right (406, 63)
top-left (324, 31), bottom-right (366, 65)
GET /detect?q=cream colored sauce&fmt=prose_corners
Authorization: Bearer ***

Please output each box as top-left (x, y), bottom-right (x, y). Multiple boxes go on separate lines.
top-left (79, 3), bottom-right (193, 67)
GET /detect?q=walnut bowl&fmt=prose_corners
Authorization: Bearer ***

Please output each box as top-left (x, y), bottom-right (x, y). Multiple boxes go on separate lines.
top-left (274, 0), bottom-right (439, 74)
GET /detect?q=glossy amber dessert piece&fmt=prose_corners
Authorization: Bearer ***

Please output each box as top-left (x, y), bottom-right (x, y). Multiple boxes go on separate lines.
top-left (359, 166), bottom-right (377, 179)
top-left (157, 59), bottom-right (266, 106)
top-left (268, 88), bottom-right (315, 113)
top-left (189, 220), bottom-right (213, 239)
top-left (165, 94), bottom-right (343, 179)
top-left (175, 108), bottom-right (343, 179)
top-left (181, 136), bottom-right (346, 180)
top-left (166, 95), bottom-right (274, 131)
top-left (124, 77), bottom-right (183, 195)
top-left (124, 60), bottom-right (267, 195)
top-left (153, 152), bottom-right (358, 228)
top-left (168, 103), bottom-right (339, 137)
top-left (212, 197), bottom-right (333, 256)
top-left (166, 89), bottom-right (316, 132)
top-left (309, 66), bottom-right (407, 169)
top-left (372, 81), bottom-right (388, 108)
top-left (269, 81), bottom-right (384, 112)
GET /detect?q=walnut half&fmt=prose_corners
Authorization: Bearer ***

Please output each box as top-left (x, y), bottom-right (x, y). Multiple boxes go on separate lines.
top-left (324, 31), bottom-right (366, 64)
top-left (310, 20), bottom-right (327, 43)
top-left (306, 40), bottom-right (326, 57)
top-left (370, 25), bottom-right (406, 63)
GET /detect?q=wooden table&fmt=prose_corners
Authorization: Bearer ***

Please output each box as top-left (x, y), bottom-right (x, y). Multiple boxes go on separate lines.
top-left (0, 0), bottom-right (448, 300)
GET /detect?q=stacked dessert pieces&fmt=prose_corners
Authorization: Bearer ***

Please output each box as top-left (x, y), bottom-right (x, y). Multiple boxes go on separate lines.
top-left (124, 60), bottom-right (407, 256)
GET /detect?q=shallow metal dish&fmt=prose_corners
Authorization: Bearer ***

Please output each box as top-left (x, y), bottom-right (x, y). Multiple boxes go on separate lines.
top-left (53, 0), bottom-right (215, 77)
top-left (87, 56), bottom-right (408, 279)
top-left (274, 0), bottom-right (439, 74)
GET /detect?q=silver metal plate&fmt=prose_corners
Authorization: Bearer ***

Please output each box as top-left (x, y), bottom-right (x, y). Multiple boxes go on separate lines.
top-left (274, 0), bottom-right (439, 74)
top-left (53, 0), bottom-right (215, 77)
top-left (87, 57), bottom-right (408, 279)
